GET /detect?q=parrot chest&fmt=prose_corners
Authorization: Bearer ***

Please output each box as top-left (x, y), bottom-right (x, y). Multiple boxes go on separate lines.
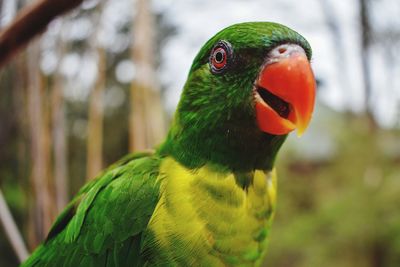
top-left (146, 157), bottom-right (277, 266)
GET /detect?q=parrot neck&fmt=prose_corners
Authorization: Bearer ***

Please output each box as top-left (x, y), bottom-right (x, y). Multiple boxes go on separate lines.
top-left (158, 119), bottom-right (287, 172)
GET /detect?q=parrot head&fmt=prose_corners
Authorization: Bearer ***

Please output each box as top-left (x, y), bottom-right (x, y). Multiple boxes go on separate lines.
top-left (160, 22), bottom-right (316, 171)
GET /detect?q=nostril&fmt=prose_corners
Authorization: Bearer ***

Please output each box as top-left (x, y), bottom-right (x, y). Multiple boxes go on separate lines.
top-left (278, 47), bottom-right (287, 54)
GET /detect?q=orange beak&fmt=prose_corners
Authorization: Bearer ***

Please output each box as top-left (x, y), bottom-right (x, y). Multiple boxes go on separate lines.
top-left (255, 44), bottom-right (316, 136)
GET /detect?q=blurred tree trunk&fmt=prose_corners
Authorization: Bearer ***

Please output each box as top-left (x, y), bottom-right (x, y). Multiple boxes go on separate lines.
top-left (14, 54), bottom-right (29, 191)
top-left (129, 0), bottom-right (166, 152)
top-left (86, 46), bottom-right (106, 180)
top-left (359, 0), bottom-right (377, 130)
top-left (51, 35), bottom-right (68, 212)
top-left (10, 1), bottom-right (31, 256)
top-left (26, 40), bottom-right (56, 247)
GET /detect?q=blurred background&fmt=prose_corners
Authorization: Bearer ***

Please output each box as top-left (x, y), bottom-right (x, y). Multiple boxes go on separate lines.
top-left (0, 0), bottom-right (399, 266)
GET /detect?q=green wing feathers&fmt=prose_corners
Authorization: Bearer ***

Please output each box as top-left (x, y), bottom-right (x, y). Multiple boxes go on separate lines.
top-left (22, 153), bottom-right (162, 267)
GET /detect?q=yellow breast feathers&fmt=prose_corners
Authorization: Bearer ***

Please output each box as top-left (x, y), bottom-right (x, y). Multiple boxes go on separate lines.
top-left (147, 157), bottom-right (277, 266)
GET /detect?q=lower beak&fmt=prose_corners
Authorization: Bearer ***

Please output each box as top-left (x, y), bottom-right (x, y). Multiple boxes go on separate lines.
top-left (255, 44), bottom-right (316, 136)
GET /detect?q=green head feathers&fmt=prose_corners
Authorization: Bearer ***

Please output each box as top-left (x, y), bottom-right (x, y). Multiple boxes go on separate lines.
top-left (159, 22), bottom-right (313, 172)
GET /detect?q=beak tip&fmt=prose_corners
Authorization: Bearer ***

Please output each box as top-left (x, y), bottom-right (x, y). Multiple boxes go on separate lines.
top-left (294, 120), bottom-right (310, 137)
top-left (296, 129), bottom-right (304, 138)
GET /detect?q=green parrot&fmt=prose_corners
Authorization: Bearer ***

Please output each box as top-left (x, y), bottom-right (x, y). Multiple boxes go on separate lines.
top-left (22, 22), bottom-right (316, 267)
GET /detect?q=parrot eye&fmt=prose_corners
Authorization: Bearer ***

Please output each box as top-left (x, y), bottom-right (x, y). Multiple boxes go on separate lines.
top-left (210, 40), bottom-right (233, 74)
top-left (213, 48), bottom-right (226, 67)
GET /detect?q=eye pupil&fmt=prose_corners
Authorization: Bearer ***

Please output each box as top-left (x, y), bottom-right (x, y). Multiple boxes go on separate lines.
top-left (215, 51), bottom-right (224, 63)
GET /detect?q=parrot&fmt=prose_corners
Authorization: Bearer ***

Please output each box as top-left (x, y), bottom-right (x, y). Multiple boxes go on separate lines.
top-left (22, 22), bottom-right (316, 267)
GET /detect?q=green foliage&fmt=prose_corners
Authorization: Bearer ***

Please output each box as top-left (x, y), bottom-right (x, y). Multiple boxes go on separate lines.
top-left (264, 115), bottom-right (400, 267)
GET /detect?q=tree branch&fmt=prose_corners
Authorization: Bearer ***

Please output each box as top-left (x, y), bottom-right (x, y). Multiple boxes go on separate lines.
top-left (0, 188), bottom-right (29, 263)
top-left (0, 0), bottom-right (83, 68)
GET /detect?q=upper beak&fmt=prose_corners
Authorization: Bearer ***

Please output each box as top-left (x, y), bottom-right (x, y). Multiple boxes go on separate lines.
top-left (255, 44), bottom-right (316, 136)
